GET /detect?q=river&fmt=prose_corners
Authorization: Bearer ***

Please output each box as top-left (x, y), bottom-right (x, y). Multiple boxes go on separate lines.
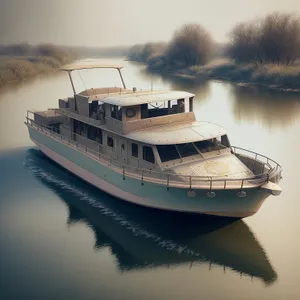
top-left (0, 58), bottom-right (299, 300)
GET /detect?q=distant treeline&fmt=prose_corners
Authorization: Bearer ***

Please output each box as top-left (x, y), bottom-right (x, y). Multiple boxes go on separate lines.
top-left (0, 44), bottom-right (75, 89)
top-left (128, 12), bottom-right (300, 90)
top-left (68, 45), bottom-right (130, 58)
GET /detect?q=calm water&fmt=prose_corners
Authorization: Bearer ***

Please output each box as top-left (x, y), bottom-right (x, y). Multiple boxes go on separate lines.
top-left (1, 59), bottom-right (300, 300)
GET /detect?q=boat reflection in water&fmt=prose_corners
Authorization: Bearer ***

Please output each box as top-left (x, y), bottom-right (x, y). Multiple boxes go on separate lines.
top-left (25, 149), bottom-right (278, 285)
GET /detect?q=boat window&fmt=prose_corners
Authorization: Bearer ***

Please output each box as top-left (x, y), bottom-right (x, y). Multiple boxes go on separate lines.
top-left (87, 126), bottom-right (103, 144)
top-left (74, 119), bottom-right (86, 135)
top-left (132, 143), bottom-right (138, 158)
top-left (143, 146), bottom-right (155, 163)
top-left (177, 99), bottom-right (185, 113)
top-left (110, 105), bottom-right (122, 121)
top-left (157, 145), bottom-right (180, 162)
top-left (189, 97), bottom-right (194, 112)
top-left (220, 135), bottom-right (230, 148)
top-left (141, 98), bottom-right (186, 119)
top-left (90, 101), bottom-right (105, 120)
top-left (194, 139), bottom-right (219, 153)
top-left (176, 143), bottom-right (198, 158)
top-left (107, 136), bottom-right (114, 148)
top-left (194, 135), bottom-right (229, 153)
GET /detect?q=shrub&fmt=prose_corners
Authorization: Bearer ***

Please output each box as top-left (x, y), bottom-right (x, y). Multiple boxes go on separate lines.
top-left (228, 12), bottom-right (300, 64)
top-left (165, 23), bottom-right (214, 68)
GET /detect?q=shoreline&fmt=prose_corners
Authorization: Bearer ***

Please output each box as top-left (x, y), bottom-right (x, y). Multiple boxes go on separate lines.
top-left (172, 72), bottom-right (300, 93)
top-left (128, 59), bottom-right (300, 93)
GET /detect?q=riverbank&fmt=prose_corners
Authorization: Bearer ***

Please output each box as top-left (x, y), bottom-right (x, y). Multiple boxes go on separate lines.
top-left (144, 57), bottom-right (300, 92)
top-left (0, 44), bottom-right (75, 90)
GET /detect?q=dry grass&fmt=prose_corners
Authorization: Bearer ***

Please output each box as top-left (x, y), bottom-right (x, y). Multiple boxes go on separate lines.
top-left (0, 44), bottom-right (75, 89)
top-left (183, 59), bottom-right (300, 90)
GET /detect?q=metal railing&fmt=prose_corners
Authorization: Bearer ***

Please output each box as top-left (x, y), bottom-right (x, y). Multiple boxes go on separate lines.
top-left (25, 117), bottom-right (282, 191)
top-left (231, 146), bottom-right (282, 183)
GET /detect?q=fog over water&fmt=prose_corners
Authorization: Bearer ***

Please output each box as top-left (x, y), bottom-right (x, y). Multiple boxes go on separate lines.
top-left (1, 0), bottom-right (300, 46)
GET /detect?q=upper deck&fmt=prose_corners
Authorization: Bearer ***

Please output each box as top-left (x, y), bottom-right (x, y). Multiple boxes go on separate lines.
top-left (81, 89), bottom-right (195, 107)
top-left (56, 63), bottom-right (196, 136)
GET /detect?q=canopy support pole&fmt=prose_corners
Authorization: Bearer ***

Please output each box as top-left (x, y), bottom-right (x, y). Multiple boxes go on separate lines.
top-left (67, 71), bottom-right (76, 95)
top-left (118, 69), bottom-right (126, 89)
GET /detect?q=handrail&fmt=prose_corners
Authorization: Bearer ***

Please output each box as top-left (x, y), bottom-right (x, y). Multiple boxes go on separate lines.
top-left (231, 146), bottom-right (282, 168)
top-left (25, 117), bottom-right (282, 190)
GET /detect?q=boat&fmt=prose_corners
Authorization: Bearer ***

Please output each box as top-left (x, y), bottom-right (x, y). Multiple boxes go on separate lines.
top-left (25, 148), bottom-right (278, 285)
top-left (25, 63), bottom-right (283, 218)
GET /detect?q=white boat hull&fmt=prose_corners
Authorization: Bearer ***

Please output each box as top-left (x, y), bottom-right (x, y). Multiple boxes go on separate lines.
top-left (28, 126), bottom-right (271, 218)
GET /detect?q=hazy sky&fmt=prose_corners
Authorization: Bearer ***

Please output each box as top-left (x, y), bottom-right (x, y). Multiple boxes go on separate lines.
top-left (1, 0), bottom-right (300, 47)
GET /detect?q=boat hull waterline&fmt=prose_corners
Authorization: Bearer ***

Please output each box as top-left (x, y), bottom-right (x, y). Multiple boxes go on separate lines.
top-left (28, 125), bottom-right (271, 218)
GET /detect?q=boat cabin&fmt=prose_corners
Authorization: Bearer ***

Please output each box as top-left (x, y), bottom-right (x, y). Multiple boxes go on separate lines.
top-left (32, 63), bottom-right (232, 174)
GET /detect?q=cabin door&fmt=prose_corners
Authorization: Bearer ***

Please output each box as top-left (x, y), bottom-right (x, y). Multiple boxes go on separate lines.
top-left (119, 138), bottom-right (128, 164)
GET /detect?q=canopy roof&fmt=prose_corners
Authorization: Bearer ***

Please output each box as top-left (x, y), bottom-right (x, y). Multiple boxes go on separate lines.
top-left (61, 63), bottom-right (123, 72)
top-left (88, 90), bottom-right (195, 107)
top-left (125, 121), bottom-right (227, 145)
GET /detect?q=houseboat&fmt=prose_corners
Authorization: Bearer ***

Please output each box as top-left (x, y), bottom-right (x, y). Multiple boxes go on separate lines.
top-left (25, 63), bottom-right (283, 218)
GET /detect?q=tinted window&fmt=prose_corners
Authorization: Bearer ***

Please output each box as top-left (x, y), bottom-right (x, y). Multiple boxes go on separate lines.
top-left (220, 135), bottom-right (230, 148)
top-left (87, 126), bottom-right (102, 144)
top-left (74, 119), bottom-right (86, 135)
top-left (176, 143), bottom-right (198, 158)
top-left (194, 139), bottom-right (219, 153)
top-left (111, 105), bottom-right (122, 121)
top-left (107, 136), bottom-right (114, 148)
top-left (132, 143), bottom-right (138, 158)
top-left (143, 146), bottom-right (155, 163)
top-left (157, 145), bottom-right (180, 162)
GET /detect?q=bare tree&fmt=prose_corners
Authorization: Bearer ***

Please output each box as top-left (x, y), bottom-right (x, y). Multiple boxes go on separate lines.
top-left (228, 13), bottom-right (300, 64)
top-left (165, 24), bottom-right (214, 68)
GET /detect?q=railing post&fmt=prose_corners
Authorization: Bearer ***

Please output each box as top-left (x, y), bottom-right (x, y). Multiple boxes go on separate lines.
top-left (210, 177), bottom-right (212, 190)
top-left (189, 176), bottom-right (192, 190)
top-left (261, 163), bottom-right (265, 174)
top-left (224, 180), bottom-right (227, 190)
top-left (167, 174), bottom-right (170, 190)
top-left (141, 170), bottom-right (144, 185)
top-left (123, 166), bottom-right (125, 180)
top-left (240, 179), bottom-right (244, 191)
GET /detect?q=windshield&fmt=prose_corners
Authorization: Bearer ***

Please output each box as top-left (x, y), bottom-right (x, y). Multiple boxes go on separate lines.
top-left (156, 135), bottom-right (230, 163)
top-left (157, 145), bottom-right (180, 162)
top-left (157, 142), bottom-right (199, 163)
top-left (194, 135), bottom-right (230, 153)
